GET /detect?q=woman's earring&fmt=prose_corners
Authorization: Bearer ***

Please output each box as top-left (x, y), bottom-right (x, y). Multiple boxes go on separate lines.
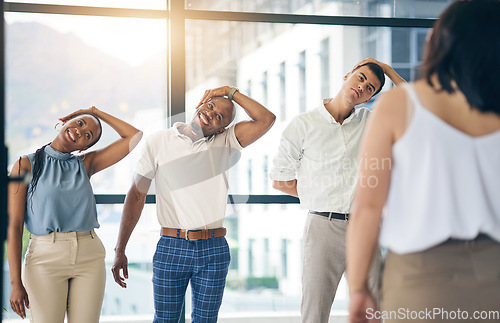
top-left (54, 122), bottom-right (62, 131)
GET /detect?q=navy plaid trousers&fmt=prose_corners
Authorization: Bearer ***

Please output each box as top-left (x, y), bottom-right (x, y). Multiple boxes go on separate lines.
top-left (152, 235), bottom-right (231, 323)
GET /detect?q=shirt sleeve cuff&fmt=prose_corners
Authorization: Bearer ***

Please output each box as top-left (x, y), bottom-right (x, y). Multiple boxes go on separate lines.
top-left (228, 124), bottom-right (243, 150)
top-left (270, 168), bottom-right (296, 181)
top-left (134, 168), bottom-right (155, 180)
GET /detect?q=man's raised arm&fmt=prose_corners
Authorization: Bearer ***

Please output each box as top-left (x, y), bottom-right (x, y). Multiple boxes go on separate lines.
top-left (231, 87), bottom-right (276, 147)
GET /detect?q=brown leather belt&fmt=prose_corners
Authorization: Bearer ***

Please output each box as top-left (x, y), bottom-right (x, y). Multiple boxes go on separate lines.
top-left (161, 227), bottom-right (226, 241)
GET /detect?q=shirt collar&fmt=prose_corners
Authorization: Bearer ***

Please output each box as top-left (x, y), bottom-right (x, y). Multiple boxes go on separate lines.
top-left (45, 145), bottom-right (74, 160)
top-left (318, 101), bottom-right (357, 125)
top-left (172, 122), bottom-right (215, 144)
top-left (171, 122), bottom-right (185, 137)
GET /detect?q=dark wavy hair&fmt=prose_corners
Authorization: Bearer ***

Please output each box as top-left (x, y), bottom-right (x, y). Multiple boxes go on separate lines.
top-left (423, 0), bottom-right (500, 114)
top-left (22, 112), bottom-right (102, 206)
top-left (353, 62), bottom-right (386, 97)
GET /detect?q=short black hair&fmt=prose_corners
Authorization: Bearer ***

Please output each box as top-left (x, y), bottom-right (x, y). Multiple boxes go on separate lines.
top-left (353, 62), bottom-right (386, 97)
top-left (423, 0), bottom-right (500, 114)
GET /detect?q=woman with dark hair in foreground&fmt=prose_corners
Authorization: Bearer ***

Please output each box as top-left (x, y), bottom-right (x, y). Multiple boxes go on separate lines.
top-left (347, 1), bottom-right (500, 322)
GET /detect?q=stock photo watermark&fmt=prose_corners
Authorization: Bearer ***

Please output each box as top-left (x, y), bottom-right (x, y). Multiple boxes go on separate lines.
top-left (366, 308), bottom-right (500, 321)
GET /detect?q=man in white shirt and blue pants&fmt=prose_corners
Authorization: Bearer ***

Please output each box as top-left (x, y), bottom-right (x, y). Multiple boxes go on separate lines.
top-left (271, 58), bottom-right (405, 323)
top-left (112, 86), bottom-right (275, 323)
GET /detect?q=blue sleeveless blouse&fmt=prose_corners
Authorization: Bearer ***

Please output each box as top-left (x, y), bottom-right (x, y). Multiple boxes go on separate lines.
top-left (24, 145), bottom-right (99, 235)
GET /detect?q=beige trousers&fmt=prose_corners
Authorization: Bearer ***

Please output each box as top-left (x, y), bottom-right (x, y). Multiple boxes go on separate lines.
top-left (301, 212), bottom-right (382, 323)
top-left (382, 238), bottom-right (500, 322)
top-left (22, 230), bottom-right (106, 323)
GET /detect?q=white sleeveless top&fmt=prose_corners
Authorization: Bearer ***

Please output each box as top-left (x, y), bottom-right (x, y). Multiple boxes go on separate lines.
top-left (380, 84), bottom-right (500, 254)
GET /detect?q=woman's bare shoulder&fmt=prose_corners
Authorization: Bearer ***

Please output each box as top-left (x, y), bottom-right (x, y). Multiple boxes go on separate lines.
top-left (10, 156), bottom-right (31, 176)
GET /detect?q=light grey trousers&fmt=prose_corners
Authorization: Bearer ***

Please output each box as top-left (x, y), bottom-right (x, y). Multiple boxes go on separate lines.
top-left (301, 212), bottom-right (382, 323)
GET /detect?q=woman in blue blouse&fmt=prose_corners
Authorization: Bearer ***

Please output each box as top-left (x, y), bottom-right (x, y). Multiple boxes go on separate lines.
top-left (7, 106), bottom-right (142, 322)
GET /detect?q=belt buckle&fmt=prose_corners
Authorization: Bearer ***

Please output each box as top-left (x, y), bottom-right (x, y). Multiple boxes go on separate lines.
top-left (184, 230), bottom-right (201, 241)
top-left (344, 213), bottom-right (349, 222)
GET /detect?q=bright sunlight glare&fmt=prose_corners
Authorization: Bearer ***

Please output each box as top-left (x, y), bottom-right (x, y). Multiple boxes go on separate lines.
top-left (5, 11), bottom-right (167, 67)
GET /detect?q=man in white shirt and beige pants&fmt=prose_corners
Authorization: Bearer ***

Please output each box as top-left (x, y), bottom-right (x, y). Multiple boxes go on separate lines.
top-left (271, 58), bottom-right (405, 323)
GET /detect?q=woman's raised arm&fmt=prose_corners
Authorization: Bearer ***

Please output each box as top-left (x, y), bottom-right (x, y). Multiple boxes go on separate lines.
top-left (61, 107), bottom-right (143, 177)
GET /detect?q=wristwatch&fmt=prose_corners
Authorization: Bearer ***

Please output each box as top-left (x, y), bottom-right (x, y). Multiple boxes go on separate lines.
top-left (228, 86), bottom-right (239, 101)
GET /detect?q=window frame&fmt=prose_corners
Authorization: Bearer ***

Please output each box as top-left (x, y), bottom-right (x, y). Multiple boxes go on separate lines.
top-left (0, 2), bottom-right (439, 321)
top-left (3, 0), bottom-right (436, 202)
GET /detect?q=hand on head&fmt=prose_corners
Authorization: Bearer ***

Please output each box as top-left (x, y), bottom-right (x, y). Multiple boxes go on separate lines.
top-left (59, 106), bottom-right (97, 124)
top-left (353, 57), bottom-right (386, 73)
top-left (196, 86), bottom-right (231, 109)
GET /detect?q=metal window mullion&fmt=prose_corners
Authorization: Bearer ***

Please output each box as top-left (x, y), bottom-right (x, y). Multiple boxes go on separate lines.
top-left (94, 194), bottom-right (300, 204)
top-left (168, 0), bottom-right (186, 125)
top-left (5, 3), bottom-right (435, 28)
top-left (185, 9), bottom-right (435, 28)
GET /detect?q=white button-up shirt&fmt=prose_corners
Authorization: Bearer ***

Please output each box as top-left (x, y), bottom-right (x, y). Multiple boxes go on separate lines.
top-left (271, 103), bottom-right (371, 213)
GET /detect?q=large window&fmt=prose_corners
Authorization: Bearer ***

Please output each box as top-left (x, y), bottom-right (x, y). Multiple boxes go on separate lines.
top-left (185, 19), bottom-right (432, 197)
top-left (4, 12), bottom-right (168, 195)
top-left (3, 0), bottom-right (451, 322)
